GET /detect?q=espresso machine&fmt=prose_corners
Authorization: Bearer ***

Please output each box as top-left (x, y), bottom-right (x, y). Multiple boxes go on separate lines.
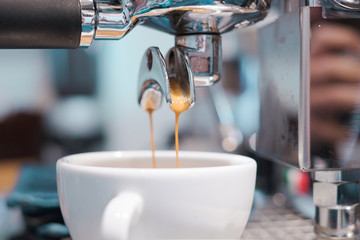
top-left (0, 0), bottom-right (269, 109)
top-left (255, 0), bottom-right (360, 239)
top-left (2, 0), bottom-right (360, 239)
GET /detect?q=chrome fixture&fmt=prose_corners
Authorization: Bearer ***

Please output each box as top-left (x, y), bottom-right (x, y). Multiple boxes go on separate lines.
top-left (77, 0), bottom-right (270, 113)
top-left (138, 34), bottom-right (220, 112)
top-left (80, 0), bottom-right (96, 47)
top-left (138, 46), bottom-right (195, 111)
top-left (82, 0), bottom-right (269, 114)
top-left (79, 0), bottom-right (270, 47)
top-left (313, 171), bottom-right (360, 238)
top-left (176, 35), bottom-right (221, 87)
top-left (256, 1), bottom-right (360, 238)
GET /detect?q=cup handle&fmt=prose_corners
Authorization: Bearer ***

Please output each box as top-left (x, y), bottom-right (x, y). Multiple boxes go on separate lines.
top-left (101, 192), bottom-right (143, 240)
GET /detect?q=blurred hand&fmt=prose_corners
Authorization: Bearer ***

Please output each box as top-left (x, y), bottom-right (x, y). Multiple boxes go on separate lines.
top-left (310, 23), bottom-right (360, 146)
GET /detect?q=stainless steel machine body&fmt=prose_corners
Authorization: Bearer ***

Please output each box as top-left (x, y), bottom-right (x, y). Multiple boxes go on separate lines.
top-left (80, 0), bottom-right (270, 46)
top-left (132, 0), bottom-right (269, 111)
top-left (256, 1), bottom-right (360, 238)
top-left (257, 3), bottom-right (360, 171)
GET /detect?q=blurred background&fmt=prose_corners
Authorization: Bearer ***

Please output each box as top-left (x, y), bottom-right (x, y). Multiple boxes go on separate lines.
top-left (0, 25), bottom-right (262, 240)
top-left (3, 2), bottom-right (360, 239)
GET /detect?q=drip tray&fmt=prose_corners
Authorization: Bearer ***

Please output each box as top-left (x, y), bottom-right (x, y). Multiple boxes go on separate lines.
top-left (242, 200), bottom-right (315, 240)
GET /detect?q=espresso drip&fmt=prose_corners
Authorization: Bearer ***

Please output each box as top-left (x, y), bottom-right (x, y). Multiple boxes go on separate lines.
top-left (144, 98), bottom-right (157, 168)
top-left (169, 77), bottom-right (191, 168)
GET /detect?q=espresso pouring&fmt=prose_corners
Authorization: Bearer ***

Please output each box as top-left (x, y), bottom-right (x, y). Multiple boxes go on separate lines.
top-left (169, 76), bottom-right (191, 168)
top-left (145, 76), bottom-right (191, 168)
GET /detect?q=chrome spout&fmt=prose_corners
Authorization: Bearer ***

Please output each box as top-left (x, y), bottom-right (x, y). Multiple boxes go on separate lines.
top-left (138, 34), bottom-right (221, 112)
top-left (138, 47), bottom-right (169, 111)
top-left (138, 47), bottom-right (195, 112)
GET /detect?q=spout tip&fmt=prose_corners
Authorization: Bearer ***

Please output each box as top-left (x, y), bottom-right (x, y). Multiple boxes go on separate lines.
top-left (139, 87), bottom-right (163, 111)
top-left (138, 47), bottom-right (169, 112)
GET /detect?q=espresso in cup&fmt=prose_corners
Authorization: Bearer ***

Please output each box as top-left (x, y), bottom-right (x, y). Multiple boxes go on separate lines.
top-left (57, 151), bottom-right (256, 240)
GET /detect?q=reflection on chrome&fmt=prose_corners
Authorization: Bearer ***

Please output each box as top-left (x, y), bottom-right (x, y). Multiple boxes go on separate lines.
top-left (256, 5), bottom-right (360, 238)
top-left (310, 13), bottom-right (360, 168)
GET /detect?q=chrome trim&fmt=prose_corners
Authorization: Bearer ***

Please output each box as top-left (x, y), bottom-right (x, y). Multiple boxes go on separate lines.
top-left (80, 0), bottom-right (96, 47)
top-left (313, 171), bottom-right (360, 238)
top-left (80, 0), bottom-right (270, 43)
top-left (138, 3), bottom-right (268, 36)
top-left (299, 7), bottom-right (311, 170)
top-left (95, 1), bottom-right (134, 40)
top-left (138, 46), bottom-right (195, 112)
top-left (175, 35), bottom-right (222, 87)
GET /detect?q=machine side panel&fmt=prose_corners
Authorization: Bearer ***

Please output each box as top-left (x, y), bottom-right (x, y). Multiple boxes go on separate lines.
top-left (257, 9), bottom-right (302, 169)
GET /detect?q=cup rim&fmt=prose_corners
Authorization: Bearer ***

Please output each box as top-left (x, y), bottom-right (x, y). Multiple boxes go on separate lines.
top-left (57, 150), bottom-right (256, 174)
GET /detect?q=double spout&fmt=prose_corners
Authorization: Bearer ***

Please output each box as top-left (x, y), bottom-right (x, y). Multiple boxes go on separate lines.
top-left (138, 34), bottom-right (221, 111)
top-left (138, 46), bottom-right (195, 112)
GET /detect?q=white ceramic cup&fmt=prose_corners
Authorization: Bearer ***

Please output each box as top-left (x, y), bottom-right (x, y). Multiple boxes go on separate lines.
top-left (57, 151), bottom-right (256, 240)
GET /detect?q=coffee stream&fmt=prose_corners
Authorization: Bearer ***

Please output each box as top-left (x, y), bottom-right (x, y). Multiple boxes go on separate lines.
top-left (169, 77), bottom-right (191, 168)
top-left (148, 109), bottom-right (156, 168)
top-left (145, 77), bottom-right (190, 168)
top-left (144, 99), bottom-right (157, 168)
